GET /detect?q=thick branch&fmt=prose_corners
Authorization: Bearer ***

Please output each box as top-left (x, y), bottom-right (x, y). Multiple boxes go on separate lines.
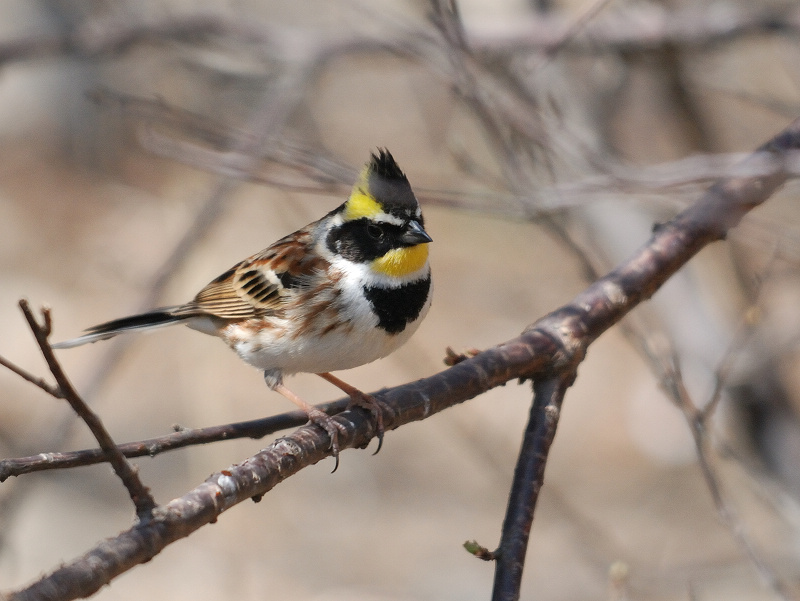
top-left (482, 120), bottom-right (800, 601)
top-left (7, 116), bottom-right (800, 601)
top-left (492, 376), bottom-right (572, 601)
top-left (6, 333), bottom-right (553, 601)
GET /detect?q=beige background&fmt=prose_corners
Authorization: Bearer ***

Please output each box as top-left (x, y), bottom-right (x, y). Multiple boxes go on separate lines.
top-left (2, 1), bottom-right (800, 600)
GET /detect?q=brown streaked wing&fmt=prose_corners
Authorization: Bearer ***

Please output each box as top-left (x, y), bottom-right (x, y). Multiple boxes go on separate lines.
top-left (169, 260), bottom-right (273, 320)
top-left (174, 225), bottom-right (327, 320)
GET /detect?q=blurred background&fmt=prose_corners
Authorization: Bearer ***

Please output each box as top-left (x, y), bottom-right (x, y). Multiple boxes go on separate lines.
top-left (2, 0), bottom-right (800, 599)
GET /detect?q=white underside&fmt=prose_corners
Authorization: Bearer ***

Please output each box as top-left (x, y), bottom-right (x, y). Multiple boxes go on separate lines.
top-left (228, 312), bottom-right (420, 376)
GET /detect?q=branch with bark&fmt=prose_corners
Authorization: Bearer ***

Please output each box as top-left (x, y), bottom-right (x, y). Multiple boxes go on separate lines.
top-left (3, 113), bottom-right (799, 601)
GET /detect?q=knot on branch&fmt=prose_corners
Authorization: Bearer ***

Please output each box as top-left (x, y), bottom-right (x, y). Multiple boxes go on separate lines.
top-left (521, 308), bottom-right (588, 381)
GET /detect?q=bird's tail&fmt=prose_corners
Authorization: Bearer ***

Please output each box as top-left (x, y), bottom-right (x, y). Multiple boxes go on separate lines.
top-left (52, 308), bottom-right (189, 349)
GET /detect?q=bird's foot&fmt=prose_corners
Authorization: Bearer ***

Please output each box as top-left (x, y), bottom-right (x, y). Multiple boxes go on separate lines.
top-left (344, 390), bottom-right (392, 455)
top-left (272, 380), bottom-right (347, 472)
top-left (317, 372), bottom-right (392, 455)
top-left (304, 406), bottom-right (348, 472)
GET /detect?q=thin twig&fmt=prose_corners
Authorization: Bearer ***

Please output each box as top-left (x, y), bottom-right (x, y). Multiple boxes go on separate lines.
top-left (0, 355), bottom-right (61, 398)
top-left (16, 300), bottom-right (157, 520)
top-left (699, 247), bottom-right (780, 424)
top-left (615, 241), bottom-right (795, 598)
top-left (0, 399), bottom-right (349, 480)
top-left (466, 5), bottom-right (800, 54)
top-left (665, 355), bottom-right (797, 601)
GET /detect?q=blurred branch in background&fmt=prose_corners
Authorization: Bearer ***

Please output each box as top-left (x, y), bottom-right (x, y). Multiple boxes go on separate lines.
top-left (2, 1), bottom-right (800, 600)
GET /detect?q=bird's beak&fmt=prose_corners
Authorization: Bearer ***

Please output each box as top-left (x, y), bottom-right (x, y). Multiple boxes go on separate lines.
top-left (401, 219), bottom-right (432, 245)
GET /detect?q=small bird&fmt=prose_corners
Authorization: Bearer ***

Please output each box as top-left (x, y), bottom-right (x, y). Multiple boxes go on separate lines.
top-left (54, 149), bottom-right (432, 465)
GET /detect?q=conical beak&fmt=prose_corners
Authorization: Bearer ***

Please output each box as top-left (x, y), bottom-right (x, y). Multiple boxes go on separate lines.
top-left (401, 219), bottom-right (432, 245)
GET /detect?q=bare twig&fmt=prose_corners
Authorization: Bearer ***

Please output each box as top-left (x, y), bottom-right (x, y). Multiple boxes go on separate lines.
top-left (0, 355), bottom-right (61, 398)
top-left (16, 300), bottom-right (157, 520)
top-left (538, 0), bottom-right (616, 60)
top-left (92, 87), bottom-right (800, 210)
top-left (643, 251), bottom-right (797, 600)
top-left (663, 354), bottom-right (796, 601)
top-left (615, 253), bottom-right (794, 599)
top-left (0, 400), bottom-right (349, 480)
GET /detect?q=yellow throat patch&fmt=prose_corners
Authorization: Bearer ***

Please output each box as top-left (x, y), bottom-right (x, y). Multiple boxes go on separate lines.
top-left (371, 244), bottom-right (429, 278)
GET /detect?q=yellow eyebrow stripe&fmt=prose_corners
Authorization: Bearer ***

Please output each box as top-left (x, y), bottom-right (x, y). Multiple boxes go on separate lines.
top-left (371, 244), bottom-right (429, 277)
top-left (344, 188), bottom-right (383, 221)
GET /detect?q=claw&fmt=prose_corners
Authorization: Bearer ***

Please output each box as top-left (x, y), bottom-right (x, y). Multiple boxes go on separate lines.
top-left (305, 407), bottom-right (347, 472)
top-left (346, 391), bottom-right (389, 455)
top-left (272, 380), bottom-right (348, 471)
top-left (317, 372), bottom-right (391, 454)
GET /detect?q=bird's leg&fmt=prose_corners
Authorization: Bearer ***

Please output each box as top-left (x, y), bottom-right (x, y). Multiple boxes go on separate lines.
top-left (265, 372), bottom-right (346, 471)
top-left (316, 372), bottom-right (390, 454)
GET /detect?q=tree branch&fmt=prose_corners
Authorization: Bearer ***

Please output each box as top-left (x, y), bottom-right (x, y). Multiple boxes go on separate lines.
top-left (491, 376), bottom-right (573, 601)
top-left (6, 112), bottom-right (800, 601)
top-left (5, 332), bottom-right (555, 601)
top-left (0, 400), bottom-right (348, 480)
top-left (16, 300), bottom-right (157, 521)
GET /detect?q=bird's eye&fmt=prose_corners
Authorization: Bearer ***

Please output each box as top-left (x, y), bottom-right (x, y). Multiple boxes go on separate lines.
top-left (367, 223), bottom-right (384, 240)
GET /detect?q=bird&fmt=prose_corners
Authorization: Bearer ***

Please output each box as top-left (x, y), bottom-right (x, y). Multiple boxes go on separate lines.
top-left (53, 149), bottom-right (432, 467)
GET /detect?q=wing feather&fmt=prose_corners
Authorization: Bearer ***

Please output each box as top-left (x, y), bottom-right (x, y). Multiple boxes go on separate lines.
top-left (173, 226), bottom-right (329, 321)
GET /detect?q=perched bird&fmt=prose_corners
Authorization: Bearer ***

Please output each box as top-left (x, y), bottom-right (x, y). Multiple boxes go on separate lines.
top-left (54, 150), bottom-right (432, 465)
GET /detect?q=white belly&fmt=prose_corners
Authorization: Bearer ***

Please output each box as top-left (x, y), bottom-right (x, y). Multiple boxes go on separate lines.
top-left (237, 319), bottom-right (416, 375)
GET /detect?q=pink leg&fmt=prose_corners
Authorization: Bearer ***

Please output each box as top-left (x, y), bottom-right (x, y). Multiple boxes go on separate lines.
top-left (316, 372), bottom-right (388, 454)
top-left (274, 382), bottom-right (347, 471)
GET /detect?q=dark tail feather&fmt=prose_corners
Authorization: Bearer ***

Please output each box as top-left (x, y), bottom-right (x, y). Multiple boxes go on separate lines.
top-left (52, 308), bottom-right (188, 349)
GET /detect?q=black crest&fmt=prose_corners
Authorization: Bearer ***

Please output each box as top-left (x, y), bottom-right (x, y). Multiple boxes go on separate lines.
top-left (367, 149), bottom-right (419, 218)
top-left (369, 149), bottom-right (407, 182)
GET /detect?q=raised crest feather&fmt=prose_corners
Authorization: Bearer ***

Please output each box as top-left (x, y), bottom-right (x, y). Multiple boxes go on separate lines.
top-left (369, 149), bottom-right (406, 181)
